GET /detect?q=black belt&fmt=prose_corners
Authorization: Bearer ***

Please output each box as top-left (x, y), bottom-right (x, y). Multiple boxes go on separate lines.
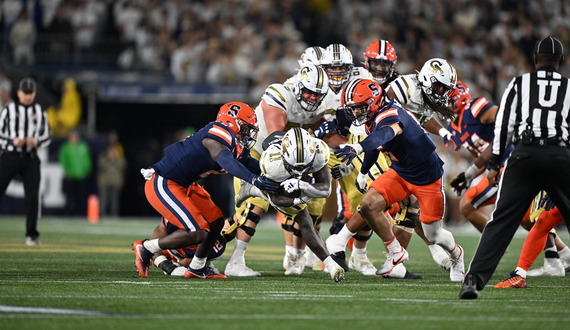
top-left (517, 137), bottom-right (569, 147)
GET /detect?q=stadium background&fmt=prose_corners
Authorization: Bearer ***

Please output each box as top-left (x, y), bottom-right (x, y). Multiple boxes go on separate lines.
top-left (0, 0), bottom-right (568, 220)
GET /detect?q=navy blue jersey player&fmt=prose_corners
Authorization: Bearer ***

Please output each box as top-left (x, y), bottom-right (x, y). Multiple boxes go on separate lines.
top-left (132, 102), bottom-right (279, 279)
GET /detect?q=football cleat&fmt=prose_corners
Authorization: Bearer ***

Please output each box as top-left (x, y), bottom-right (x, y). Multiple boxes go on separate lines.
top-left (284, 251), bottom-right (306, 276)
top-left (527, 258), bottom-right (565, 277)
top-left (349, 252), bottom-right (376, 276)
top-left (170, 266), bottom-right (187, 276)
top-left (380, 263), bottom-right (423, 280)
top-left (132, 239), bottom-right (153, 278)
top-left (330, 251), bottom-right (349, 271)
top-left (329, 263), bottom-right (345, 283)
top-left (224, 260), bottom-right (261, 277)
top-left (325, 234), bottom-right (346, 254)
top-left (25, 236), bottom-right (40, 246)
top-left (494, 273), bottom-right (528, 289)
top-left (449, 244), bottom-right (465, 282)
top-left (375, 247), bottom-right (409, 276)
top-left (185, 266), bottom-right (227, 279)
top-left (428, 244), bottom-right (451, 271)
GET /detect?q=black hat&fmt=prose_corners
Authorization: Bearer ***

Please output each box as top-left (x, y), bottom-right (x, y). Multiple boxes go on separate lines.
top-left (535, 36), bottom-right (564, 56)
top-left (18, 78), bottom-right (36, 94)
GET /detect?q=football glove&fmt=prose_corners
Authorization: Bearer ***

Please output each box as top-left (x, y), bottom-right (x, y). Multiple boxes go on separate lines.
top-left (334, 143), bottom-right (363, 165)
top-left (450, 164), bottom-right (478, 196)
top-left (281, 178), bottom-right (310, 193)
top-left (252, 175), bottom-right (280, 192)
top-left (314, 121), bottom-right (337, 139)
top-left (331, 163), bottom-right (354, 180)
top-left (439, 128), bottom-right (462, 151)
top-left (539, 194), bottom-right (556, 211)
top-left (355, 172), bottom-right (368, 193)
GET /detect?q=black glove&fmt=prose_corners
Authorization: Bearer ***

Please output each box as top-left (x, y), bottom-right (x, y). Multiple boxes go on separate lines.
top-left (331, 163), bottom-right (354, 180)
top-left (450, 172), bottom-right (471, 196)
top-left (252, 175), bottom-right (280, 192)
top-left (540, 194), bottom-right (556, 211)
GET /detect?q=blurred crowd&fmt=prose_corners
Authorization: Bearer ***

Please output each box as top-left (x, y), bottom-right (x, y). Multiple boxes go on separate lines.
top-left (0, 0), bottom-right (569, 103)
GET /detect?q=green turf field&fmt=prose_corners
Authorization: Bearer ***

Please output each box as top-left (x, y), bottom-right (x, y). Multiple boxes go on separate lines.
top-left (1, 217), bottom-right (569, 329)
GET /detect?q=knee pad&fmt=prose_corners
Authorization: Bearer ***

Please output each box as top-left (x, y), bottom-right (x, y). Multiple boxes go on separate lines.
top-left (282, 222), bottom-right (302, 237)
top-left (353, 231), bottom-right (372, 242)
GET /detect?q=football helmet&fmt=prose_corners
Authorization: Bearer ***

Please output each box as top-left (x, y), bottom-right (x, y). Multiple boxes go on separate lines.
top-left (293, 64), bottom-right (329, 112)
top-left (321, 44), bottom-right (354, 88)
top-left (449, 81), bottom-right (471, 114)
top-left (418, 58), bottom-right (457, 109)
top-left (298, 46), bottom-right (325, 68)
top-left (216, 102), bottom-right (259, 149)
top-left (340, 79), bottom-right (383, 126)
top-left (363, 40), bottom-right (397, 84)
top-left (281, 127), bottom-right (316, 178)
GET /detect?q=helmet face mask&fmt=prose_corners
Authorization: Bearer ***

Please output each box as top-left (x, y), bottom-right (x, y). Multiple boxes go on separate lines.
top-left (341, 79), bottom-right (383, 126)
top-left (216, 102), bottom-right (258, 149)
top-left (363, 40), bottom-right (397, 84)
top-left (418, 58), bottom-right (457, 109)
top-left (281, 128), bottom-right (316, 178)
top-left (293, 64), bottom-right (329, 112)
top-left (321, 44), bottom-right (354, 88)
top-left (450, 81), bottom-right (471, 114)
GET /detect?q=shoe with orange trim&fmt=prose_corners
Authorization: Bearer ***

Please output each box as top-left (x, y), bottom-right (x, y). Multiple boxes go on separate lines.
top-left (132, 239), bottom-right (153, 278)
top-left (376, 247), bottom-right (409, 276)
top-left (185, 266), bottom-right (227, 279)
top-left (494, 273), bottom-right (528, 289)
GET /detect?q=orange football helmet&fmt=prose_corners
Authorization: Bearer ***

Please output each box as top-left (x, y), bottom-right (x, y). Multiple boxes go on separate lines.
top-left (450, 81), bottom-right (471, 114)
top-left (340, 79), bottom-right (384, 126)
top-left (216, 102), bottom-right (259, 149)
top-left (363, 40), bottom-right (397, 84)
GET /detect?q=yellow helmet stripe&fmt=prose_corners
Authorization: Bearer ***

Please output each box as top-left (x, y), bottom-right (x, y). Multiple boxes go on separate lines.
top-left (294, 128), bottom-right (303, 163)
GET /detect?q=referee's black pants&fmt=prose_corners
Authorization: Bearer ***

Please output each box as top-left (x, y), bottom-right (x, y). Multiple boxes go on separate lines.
top-left (0, 151), bottom-right (41, 239)
top-left (466, 143), bottom-right (570, 290)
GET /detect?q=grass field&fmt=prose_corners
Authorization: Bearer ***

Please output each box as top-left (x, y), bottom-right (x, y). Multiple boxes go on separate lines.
top-left (1, 217), bottom-right (569, 330)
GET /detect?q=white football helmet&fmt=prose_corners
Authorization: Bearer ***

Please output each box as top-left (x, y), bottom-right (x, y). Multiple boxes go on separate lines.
top-left (281, 127), bottom-right (316, 178)
top-left (417, 58), bottom-right (457, 108)
top-left (293, 64), bottom-right (329, 112)
top-left (298, 46), bottom-right (325, 68)
top-left (321, 44), bottom-right (354, 88)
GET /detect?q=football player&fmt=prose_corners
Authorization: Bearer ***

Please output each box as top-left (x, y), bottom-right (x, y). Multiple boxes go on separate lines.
top-left (223, 64), bottom-right (330, 277)
top-left (236, 127), bottom-right (345, 282)
top-left (332, 79), bottom-right (465, 282)
top-left (132, 102), bottom-right (279, 279)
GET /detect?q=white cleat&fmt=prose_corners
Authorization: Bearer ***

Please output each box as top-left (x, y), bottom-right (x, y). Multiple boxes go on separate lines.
top-left (527, 258), bottom-right (565, 277)
top-left (428, 244), bottom-right (451, 271)
top-left (325, 234), bottom-right (346, 254)
top-left (376, 248), bottom-right (409, 276)
top-left (170, 266), bottom-right (187, 276)
top-left (304, 247), bottom-right (322, 271)
top-left (329, 263), bottom-right (345, 283)
top-left (349, 252), bottom-right (376, 276)
top-left (224, 260), bottom-right (261, 277)
top-left (449, 244), bottom-right (465, 282)
top-left (284, 251), bottom-right (306, 276)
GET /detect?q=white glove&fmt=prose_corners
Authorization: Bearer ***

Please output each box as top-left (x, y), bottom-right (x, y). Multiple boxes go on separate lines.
top-left (140, 168), bottom-right (155, 181)
top-left (281, 178), bottom-right (310, 193)
top-left (355, 172), bottom-right (368, 193)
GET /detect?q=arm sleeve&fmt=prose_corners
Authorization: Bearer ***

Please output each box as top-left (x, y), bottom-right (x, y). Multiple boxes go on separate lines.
top-left (360, 149), bottom-right (380, 174)
top-left (240, 156), bottom-right (261, 175)
top-left (216, 149), bottom-right (257, 183)
top-left (359, 125), bottom-right (396, 151)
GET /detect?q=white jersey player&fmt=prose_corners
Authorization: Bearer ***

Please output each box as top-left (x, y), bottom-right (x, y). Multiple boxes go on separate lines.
top-left (236, 128), bottom-right (344, 282)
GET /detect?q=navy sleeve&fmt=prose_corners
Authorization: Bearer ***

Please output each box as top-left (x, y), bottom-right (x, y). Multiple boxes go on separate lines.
top-left (359, 125), bottom-right (396, 151)
top-left (216, 149), bottom-right (257, 183)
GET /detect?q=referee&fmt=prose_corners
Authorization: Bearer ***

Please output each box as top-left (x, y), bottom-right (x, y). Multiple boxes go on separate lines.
top-left (460, 36), bottom-right (570, 299)
top-left (0, 78), bottom-right (51, 245)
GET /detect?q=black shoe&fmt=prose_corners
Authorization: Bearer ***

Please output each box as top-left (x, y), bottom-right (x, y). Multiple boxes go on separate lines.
top-left (330, 251), bottom-right (349, 271)
top-left (403, 269), bottom-right (423, 280)
top-left (459, 274), bottom-right (478, 299)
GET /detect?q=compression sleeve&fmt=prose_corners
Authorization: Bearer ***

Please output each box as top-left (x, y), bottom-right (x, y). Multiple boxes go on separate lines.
top-left (240, 156), bottom-right (261, 175)
top-left (361, 149), bottom-right (380, 174)
top-left (359, 126), bottom-right (396, 151)
top-left (216, 149), bottom-right (257, 183)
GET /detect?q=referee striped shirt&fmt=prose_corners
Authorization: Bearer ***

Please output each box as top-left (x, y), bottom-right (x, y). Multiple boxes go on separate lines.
top-left (493, 68), bottom-right (570, 157)
top-left (0, 101), bottom-right (51, 153)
